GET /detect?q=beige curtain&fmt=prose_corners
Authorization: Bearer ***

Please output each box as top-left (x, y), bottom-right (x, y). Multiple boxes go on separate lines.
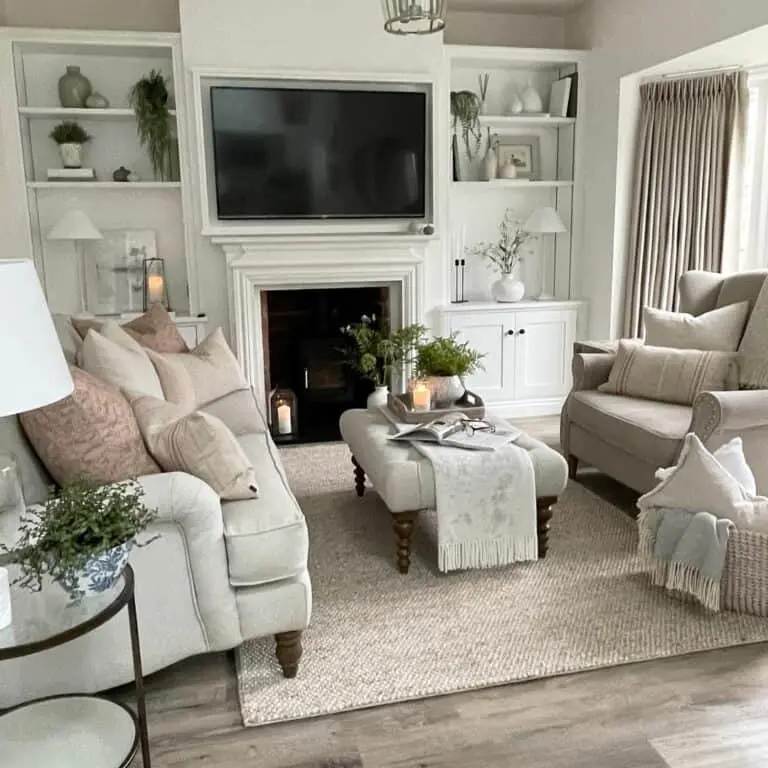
top-left (623, 71), bottom-right (748, 337)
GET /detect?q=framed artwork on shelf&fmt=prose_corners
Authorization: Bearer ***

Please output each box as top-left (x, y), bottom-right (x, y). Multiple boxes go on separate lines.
top-left (548, 77), bottom-right (572, 118)
top-left (85, 229), bottom-right (157, 315)
top-left (497, 136), bottom-right (541, 180)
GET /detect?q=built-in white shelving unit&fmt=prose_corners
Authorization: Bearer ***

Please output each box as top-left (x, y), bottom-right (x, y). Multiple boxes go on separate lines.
top-left (19, 106), bottom-right (178, 119)
top-left (452, 180), bottom-right (575, 190)
top-left (478, 114), bottom-right (575, 129)
top-left (27, 181), bottom-right (182, 189)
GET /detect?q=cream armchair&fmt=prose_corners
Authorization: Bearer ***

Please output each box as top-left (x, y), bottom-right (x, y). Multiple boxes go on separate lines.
top-left (561, 270), bottom-right (768, 494)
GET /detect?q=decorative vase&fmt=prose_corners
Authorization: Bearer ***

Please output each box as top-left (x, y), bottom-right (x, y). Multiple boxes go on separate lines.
top-left (483, 145), bottom-right (498, 181)
top-left (508, 90), bottom-right (524, 114)
top-left (425, 375), bottom-right (465, 407)
top-left (112, 166), bottom-right (131, 182)
top-left (59, 142), bottom-right (83, 168)
top-left (492, 274), bottom-right (526, 303)
top-left (58, 65), bottom-right (92, 108)
top-left (521, 81), bottom-right (543, 113)
top-left (85, 91), bottom-right (110, 109)
top-left (498, 162), bottom-right (518, 180)
top-left (367, 385), bottom-right (389, 412)
top-left (62, 541), bottom-right (132, 602)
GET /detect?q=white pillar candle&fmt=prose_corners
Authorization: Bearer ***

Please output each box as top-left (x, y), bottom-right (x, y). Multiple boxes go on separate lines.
top-left (0, 567), bottom-right (11, 630)
top-left (277, 403), bottom-right (292, 435)
top-left (412, 383), bottom-right (431, 411)
top-left (146, 274), bottom-right (165, 305)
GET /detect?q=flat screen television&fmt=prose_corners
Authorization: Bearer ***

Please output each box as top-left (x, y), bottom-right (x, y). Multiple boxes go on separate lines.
top-left (210, 84), bottom-right (427, 220)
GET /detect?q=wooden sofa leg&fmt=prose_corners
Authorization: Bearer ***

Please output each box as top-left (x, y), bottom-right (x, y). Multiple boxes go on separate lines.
top-left (567, 455), bottom-right (579, 479)
top-left (536, 497), bottom-right (556, 559)
top-left (352, 456), bottom-right (366, 497)
top-left (275, 631), bottom-right (303, 679)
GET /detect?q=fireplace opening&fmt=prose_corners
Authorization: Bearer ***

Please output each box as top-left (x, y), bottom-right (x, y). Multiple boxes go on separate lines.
top-left (264, 286), bottom-right (390, 443)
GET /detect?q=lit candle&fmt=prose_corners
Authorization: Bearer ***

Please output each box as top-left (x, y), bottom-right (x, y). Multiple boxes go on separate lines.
top-left (0, 567), bottom-right (11, 630)
top-left (277, 402), bottom-right (292, 435)
top-left (147, 274), bottom-right (165, 305)
top-left (412, 382), bottom-right (431, 411)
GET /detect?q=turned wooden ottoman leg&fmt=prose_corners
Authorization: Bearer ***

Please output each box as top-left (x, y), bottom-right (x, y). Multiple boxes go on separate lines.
top-left (275, 630), bottom-right (303, 679)
top-left (351, 456), bottom-right (366, 497)
top-left (392, 512), bottom-right (416, 574)
top-left (536, 497), bottom-right (556, 559)
top-left (567, 455), bottom-right (579, 479)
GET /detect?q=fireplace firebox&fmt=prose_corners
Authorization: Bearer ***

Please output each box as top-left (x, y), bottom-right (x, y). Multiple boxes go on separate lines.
top-left (263, 286), bottom-right (390, 443)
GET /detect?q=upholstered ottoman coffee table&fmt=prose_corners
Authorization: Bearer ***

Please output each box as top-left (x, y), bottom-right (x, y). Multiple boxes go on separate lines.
top-left (339, 409), bottom-right (568, 574)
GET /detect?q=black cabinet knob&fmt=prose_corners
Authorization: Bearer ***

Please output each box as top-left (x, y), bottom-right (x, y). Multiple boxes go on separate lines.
top-left (506, 329), bottom-right (515, 336)
top-left (518, 329), bottom-right (526, 335)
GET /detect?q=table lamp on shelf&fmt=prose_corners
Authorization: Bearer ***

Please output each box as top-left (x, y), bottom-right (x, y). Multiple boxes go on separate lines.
top-left (46, 209), bottom-right (103, 316)
top-left (523, 206), bottom-right (567, 301)
top-left (0, 260), bottom-right (74, 629)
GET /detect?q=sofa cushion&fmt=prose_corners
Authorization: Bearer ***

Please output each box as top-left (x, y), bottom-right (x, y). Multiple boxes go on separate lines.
top-left (221, 433), bottom-right (308, 587)
top-left (123, 305), bottom-right (190, 353)
top-left (198, 389), bottom-right (268, 436)
top-left (568, 390), bottom-right (692, 467)
top-left (644, 302), bottom-right (749, 352)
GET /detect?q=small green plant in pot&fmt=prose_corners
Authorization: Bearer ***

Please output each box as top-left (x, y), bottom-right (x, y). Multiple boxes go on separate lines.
top-left (415, 334), bottom-right (485, 406)
top-left (0, 479), bottom-right (157, 602)
top-left (49, 121), bottom-right (91, 169)
top-left (340, 315), bottom-right (426, 411)
top-left (129, 69), bottom-right (175, 181)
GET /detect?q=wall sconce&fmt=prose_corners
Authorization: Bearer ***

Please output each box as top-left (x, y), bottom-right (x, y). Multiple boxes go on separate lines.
top-left (270, 387), bottom-right (299, 442)
top-left (143, 257), bottom-right (170, 311)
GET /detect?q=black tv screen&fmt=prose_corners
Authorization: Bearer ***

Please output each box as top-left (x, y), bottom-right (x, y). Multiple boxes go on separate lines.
top-left (210, 85), bottom-right (427, 220)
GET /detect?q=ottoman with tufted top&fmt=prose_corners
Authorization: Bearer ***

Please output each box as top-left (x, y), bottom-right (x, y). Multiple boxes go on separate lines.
top-left (339, 408), bottom-right (568, 574)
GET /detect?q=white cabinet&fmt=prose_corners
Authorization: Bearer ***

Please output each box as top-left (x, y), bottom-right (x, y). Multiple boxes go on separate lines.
top-left (440, 301), bottom-right (582, 417)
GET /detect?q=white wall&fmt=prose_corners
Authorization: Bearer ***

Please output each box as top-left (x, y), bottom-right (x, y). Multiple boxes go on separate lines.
top-left (566, 0), bottom-right (768, 338)
top-left (445, 10), bottom-right (565, 47)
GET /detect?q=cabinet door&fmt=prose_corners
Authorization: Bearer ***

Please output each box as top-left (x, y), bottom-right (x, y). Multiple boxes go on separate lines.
top-left (448, 313), bottom-right (513, 402)
top-left (513, 309), bottom-right (576, 401)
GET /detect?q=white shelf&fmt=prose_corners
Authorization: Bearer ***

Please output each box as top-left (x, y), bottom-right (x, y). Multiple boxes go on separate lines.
top-left (27, 181), bottom-right (181, 190)
top-left (19, 107), bottom-right (177, 120)
top-left (441, 299), bottom-right (584, 313)
top-left (479, 115), bottom-right (575, 129)
top-left (452, 180), bottom-right (574, 190)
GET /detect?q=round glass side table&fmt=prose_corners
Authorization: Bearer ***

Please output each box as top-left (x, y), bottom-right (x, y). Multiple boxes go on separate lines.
top-left (0, 565), bottom-right (151, 767)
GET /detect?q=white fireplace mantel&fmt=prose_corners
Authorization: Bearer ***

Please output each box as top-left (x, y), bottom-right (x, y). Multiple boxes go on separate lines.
top-left (214, 234), bottom-right (430, 406)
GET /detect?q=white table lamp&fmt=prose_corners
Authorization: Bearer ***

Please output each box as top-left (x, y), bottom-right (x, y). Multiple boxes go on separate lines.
top-left (46, 209), bottom-right (103, 315)
top-left (0, 260), bottom-right (74, 628)
top-left (524, 207), bottom-right (567, 301)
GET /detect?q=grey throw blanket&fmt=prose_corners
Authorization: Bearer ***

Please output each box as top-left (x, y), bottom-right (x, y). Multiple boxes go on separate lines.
top-left (637, 507), bottom-right (734, 611)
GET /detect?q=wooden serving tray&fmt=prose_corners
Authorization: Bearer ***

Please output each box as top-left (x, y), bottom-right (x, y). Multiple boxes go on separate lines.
top-left (387, 390), bottom-right (486, 424)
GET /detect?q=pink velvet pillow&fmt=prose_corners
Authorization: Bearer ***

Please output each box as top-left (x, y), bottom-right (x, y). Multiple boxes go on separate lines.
top-left (123, 305), bottom-right (189, 353)
top-left (19, 367), bottom-right (161, 486)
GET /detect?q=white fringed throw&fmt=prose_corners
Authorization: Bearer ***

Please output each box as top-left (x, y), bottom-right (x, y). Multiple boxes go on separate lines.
top-left (411, 439), bottom-right (538, 572)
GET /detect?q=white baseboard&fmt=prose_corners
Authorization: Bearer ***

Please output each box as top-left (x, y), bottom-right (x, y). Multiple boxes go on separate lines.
top-left (487, 397), bottom-right (566, 419)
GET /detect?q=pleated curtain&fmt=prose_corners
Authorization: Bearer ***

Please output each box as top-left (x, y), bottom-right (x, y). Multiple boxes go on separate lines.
top-left (623, 71), bottom-right (748, 338)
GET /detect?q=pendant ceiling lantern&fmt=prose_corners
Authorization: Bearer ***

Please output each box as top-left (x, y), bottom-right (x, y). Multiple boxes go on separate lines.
top-left (383, 0), bottom-right (447, 35)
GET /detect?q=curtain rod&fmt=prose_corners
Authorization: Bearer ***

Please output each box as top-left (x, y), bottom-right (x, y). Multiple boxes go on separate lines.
top-left (659, 65), bottom-right (741, 80)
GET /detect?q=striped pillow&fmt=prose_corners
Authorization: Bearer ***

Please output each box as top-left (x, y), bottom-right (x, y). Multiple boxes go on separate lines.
top-left (598, 341), bottom-right (735, 405)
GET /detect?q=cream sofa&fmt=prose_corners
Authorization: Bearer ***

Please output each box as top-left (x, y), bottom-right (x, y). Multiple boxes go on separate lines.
top-left (561, 270), bottom-right (768, 494)
top-left (0, 316), bottom-right (311, 708)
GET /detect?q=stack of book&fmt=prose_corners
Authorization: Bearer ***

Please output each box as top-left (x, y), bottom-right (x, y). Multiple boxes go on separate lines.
top-left (46, 168), bottom-right (96, 181)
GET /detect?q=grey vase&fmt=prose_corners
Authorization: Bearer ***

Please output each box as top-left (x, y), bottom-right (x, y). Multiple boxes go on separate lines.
top-left (58, 65), bottom-right (92, 108)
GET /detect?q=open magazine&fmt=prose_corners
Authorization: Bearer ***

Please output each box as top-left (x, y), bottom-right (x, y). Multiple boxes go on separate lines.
top-left (389, 412), bottom-right (521, 452)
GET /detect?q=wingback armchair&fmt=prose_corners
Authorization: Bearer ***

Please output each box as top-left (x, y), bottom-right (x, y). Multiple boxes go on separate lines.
top-left (561, 270), bottom-right (768, 494)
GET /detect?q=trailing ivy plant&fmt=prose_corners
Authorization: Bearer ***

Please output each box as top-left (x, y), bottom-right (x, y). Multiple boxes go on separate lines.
top-left (450, 90), bottom-right (482, 159)
top-left (129, 69), bottom-right (174, 181)
top-left (0, 479), bottom-right (157, 594)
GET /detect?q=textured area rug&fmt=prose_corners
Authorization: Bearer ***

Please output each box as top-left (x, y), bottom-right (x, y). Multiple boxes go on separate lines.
top-left (237, 443), bottom-right (768, 726)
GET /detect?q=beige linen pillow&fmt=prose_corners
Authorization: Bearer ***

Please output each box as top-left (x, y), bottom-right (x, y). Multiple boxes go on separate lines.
top-left (147, 327), bottom-right (249, 409)
top-left (598, 341), bottom-right (734, 405)
top-left (131, 395), bottom-right (258, 500)
top-left (123, 305), bottom-right (190, 353)
top-left (644, 301), bottom-right (749, 352)
top-left (79, 323), bottom-right (165, 399)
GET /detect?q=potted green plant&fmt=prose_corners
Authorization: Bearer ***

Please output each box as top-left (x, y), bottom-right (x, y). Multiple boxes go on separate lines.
top-left (415, 333), bottom-right (485, 406)
top-left (0, 480), bottom-right (157, 602)
top-left (450, 90), bottom-right (482, 159)
top-left (49, 121), bottom-right (91, 168)
top-left (129, 69), bottom-right (174, 181)
top-left (340, 315), bottom-right (426, 411)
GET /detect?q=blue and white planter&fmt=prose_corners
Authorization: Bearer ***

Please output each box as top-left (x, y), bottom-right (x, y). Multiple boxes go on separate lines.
top-left (61, 541), bottom-right (132, 601)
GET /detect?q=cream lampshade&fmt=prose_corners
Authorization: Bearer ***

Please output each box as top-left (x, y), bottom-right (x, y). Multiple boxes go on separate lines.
top-left (523, 207), bottom-right (567, 301)
top-left (0, 259), bottom-right (73, 629)
top-left (46, 209), bottom-right (103, 315)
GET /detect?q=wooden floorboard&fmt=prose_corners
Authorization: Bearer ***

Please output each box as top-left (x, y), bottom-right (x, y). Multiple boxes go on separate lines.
top-left (114, 417), bottom-right (768, 767)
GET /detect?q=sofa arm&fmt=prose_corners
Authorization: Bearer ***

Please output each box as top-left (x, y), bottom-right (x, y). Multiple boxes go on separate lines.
top-left (692, 390), bottom-right (768, 442)
top-left (571, 353), bottom-right (616, 391)
top-left (136, 471), bottom-right (240, 648)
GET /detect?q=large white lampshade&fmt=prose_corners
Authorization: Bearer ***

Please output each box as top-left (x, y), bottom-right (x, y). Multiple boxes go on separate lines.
top-left (524, 206), bottom-right (567, 235)
top-left (46, 209), bottom-right (103, 242)
top-left (0, 260), bottom-right (73, 417)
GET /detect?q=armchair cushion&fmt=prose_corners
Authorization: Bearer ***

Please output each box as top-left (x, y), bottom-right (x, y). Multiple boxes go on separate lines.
top-left (568, 391), bottom-right (691, 467)
top-left (644, 302), bottom-right (749, 352)
top-left (222, 433), bottom-right (308, 587)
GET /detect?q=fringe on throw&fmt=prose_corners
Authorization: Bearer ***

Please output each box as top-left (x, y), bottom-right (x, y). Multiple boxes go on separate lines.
top-left (665, 559), bottom-right (722, 612)
top-left (438, 535), bottom-right (538, 573)
top-left (637, 511), bottom-right (655, 561)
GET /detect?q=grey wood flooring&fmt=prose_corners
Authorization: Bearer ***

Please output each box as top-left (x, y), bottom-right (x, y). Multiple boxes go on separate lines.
top-left (115, 417), bottom-right (768, 767)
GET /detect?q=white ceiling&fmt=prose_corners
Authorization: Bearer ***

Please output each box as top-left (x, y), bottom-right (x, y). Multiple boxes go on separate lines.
top-left (449, 0), bottom-right (585, 15)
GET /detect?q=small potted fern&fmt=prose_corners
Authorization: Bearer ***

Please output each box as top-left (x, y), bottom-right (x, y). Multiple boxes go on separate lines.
top-left (49, 121), bottom-right (91, 168)
top-left (415, 334), bottom-right (485, 406)
top-left (0, 480), bottom-right (157, 602)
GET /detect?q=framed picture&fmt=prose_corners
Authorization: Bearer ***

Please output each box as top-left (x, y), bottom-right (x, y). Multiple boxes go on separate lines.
top-left (86, 229), bottom-right (157, 315)
top-left (497, 136), bottom-right (541, 180)
top-left (548, 77), bottom-right (572, 118)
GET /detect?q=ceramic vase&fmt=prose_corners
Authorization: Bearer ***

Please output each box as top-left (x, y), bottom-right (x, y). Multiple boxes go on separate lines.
top-left (425, 375), bottom-right (465, 407)
top-left (508, 90), bottom-right (524, 115)
top-left (483, 145), bottom-right (498, 181)
top-left (492, 273), bottom-right (526, 303)
top-left (85, 91), bottom-right (110, 109)
top-left (521, 81), bottom-right (543, 113)
top-left (61, 541), bottom-right (132, 602)
top-left (367, 385), bottom-right (389, 412)
top-left (59, 142), bottom-right (83, 168)
top-left (58, 65), bottom-right (92, 108)
top-left (498, 162), bottom-right (518, 180)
